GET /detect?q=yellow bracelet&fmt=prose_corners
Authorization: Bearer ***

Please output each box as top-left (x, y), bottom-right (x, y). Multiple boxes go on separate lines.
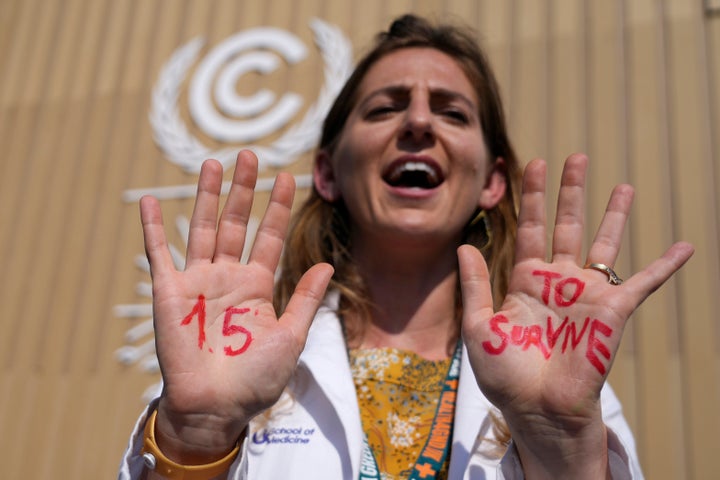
top-left (141, 409), bottom-right (240, 479)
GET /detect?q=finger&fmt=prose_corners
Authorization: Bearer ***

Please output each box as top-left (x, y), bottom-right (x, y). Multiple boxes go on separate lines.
top-left (214, 151), bottom-right (258, 263)
top-left (140, 195), bottom-right (175, 278)
top-left (515, 158), bottom-right (547, 263)
top-left (247, 172), bottom-right (296, 272)
top-left (279, 263), bottom-right (334, 348)
top-left (458, 244), bottom-right (495, 324)
top-left (585, 184), bottom-right (634, 270)
top-left (185, 159), bottom-right (223, 268)
top-left (551, 153), bottom-right (588, 263)
top-left (621, 241), bottom-right (694, 311)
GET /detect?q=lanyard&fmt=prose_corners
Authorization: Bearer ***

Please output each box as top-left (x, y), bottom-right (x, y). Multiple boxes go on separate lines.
top-left (358, 343), bottom-right (462, 480)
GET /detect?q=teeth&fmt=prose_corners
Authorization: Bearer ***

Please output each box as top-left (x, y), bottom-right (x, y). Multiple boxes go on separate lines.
top-left (401, 162), bottom-right (435, 176)
top-left (386, 161), bottom-right (441, 188)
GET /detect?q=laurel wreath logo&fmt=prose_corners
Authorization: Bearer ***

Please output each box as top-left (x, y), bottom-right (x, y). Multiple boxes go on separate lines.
top-left (149, 18), bottom-right (353, 173)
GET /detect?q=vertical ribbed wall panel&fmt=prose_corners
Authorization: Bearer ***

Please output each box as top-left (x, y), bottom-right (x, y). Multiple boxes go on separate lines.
top-left (626, 1), bottom-right (688, 477)
top-left (0, 1), bottom-right (716, 477)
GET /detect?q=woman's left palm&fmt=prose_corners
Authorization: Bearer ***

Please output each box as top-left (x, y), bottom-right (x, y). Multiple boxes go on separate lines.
top-left (459, 154), bottom-right (693, 427)
top-left (466, 258), bottom-right (630, 420)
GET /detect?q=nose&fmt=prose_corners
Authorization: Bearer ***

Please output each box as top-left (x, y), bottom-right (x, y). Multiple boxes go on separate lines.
top-left (400, 98), bottom-right (434, 144)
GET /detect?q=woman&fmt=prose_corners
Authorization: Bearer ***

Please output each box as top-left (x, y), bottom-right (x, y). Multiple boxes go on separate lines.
top-left (120, 14), bottom-right (693, 479)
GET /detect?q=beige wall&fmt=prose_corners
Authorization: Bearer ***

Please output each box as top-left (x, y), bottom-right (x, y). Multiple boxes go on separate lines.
top-left (0, 0), bottom-right (718, 478)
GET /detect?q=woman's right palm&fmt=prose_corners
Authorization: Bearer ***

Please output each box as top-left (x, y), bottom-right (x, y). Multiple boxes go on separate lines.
top-left (140, 151), bottom-right (332, 440)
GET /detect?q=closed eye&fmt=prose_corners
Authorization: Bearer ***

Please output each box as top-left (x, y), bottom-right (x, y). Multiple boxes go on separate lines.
top-left (366, 103), bottom-right (403, 120)
top-left (439, 108), bottom-right (469, 124)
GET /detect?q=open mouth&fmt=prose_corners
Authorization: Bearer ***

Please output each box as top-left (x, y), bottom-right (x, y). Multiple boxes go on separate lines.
top-left (382, 160), bottom-right (444, 189)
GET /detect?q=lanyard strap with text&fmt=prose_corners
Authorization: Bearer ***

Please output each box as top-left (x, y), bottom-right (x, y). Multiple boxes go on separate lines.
top-left (358, 343), bottom-right (462, 480)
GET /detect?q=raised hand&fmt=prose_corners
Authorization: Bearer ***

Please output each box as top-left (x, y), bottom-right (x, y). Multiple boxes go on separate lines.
top-left (458, 154), bottom-right (693, 476)
top-left (140, 150), bottom-right (333, 463)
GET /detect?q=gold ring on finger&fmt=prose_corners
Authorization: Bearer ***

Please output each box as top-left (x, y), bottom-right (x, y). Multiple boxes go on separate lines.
top-left (584, 262), bottom-right (624, 285)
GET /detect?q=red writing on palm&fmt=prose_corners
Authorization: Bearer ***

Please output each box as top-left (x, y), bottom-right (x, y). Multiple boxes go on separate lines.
top-left (180, 295), bottom-right (254, 356)
top-left (482, 270), bottom-right (613, 375)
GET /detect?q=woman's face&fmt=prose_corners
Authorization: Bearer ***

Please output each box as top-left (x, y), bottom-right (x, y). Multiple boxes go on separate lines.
top-left (315, 47), bottom-right (505, 249)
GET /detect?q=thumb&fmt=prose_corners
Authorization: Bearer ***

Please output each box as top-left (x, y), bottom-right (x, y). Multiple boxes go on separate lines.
top-left (457, 245), bottom-right (495, 328)
top-left (279, 263), bottom-right (334, 345)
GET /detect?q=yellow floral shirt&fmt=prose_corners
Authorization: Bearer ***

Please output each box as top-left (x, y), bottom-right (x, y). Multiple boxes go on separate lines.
top-left (348, 348), bottom-right (453, 480)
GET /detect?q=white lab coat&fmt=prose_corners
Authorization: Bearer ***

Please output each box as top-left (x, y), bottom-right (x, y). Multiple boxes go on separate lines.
top-left (119, 293), bottom-right (643, 479)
